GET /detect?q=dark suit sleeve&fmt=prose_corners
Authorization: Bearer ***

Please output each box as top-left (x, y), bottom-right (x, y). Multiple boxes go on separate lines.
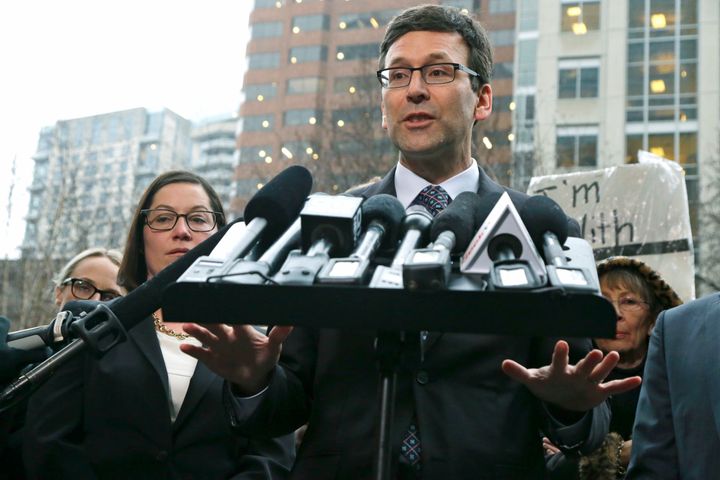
top-left (23, 354), bottom-right (97, 479)
top-left (230, 433), bottom-right (295, 480)
top-left (535, 337), bottom-right (610, 456)
top-left (625, 311), bottom-right (678, 478)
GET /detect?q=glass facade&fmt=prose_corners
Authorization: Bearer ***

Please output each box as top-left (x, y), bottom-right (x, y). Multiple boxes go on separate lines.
top-left (625, 0), bottom-right (699, 232)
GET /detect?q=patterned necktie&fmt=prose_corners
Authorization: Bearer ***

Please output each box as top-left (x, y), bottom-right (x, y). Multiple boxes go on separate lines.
top-left (409, 185), bottom-right (452, 217)
top-left (400, 420), bottom-right (422, 473)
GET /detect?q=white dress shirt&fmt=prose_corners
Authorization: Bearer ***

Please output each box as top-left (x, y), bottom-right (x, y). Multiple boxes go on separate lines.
top-left (394, 159), bottom-right (480, 208)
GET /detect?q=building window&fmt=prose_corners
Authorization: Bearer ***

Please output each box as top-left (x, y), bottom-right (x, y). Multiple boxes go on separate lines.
top-left (489, 29), bottom-right (516, 47)
top-left (244, 83), bottom-right (277, 102)
top-left (254, 0), bottom-right (283, 7)
top-left (337, 10), bottom-right (398, 30)
top-left (241, 114), bottom-right (274, 132)
top-left (292, 14), bottom-right (329, 33)
top-left (247, 52), bottom-right (280, 70)
top-left (493, 62), bottom-right (514, 80)
top-left (281, 141), bottom-right (320, 161)
top-left (286, 77), bottom-right (325, 94)
top-left (558, 58), bottom-right (599, 98)
top-left (283, 109), bottom-right (322, 126)
top-left (334, 75), bottom-right (373, 94)
top-left (331, 107), bottom-right (381, 127)
top-left (625, 1), bottom-right (698, 124)
top-left (516, 39), bottom-right (536, 86)
top-left (556, 126), bottom-right (598, 168)
top-left (560, 0), bottom-right (600, 35)
top-left (335, 43), bottom-right (379, 62)
top-left (238, 145), bottom-right (273, 164)
top-left (250, 21), bottom-right (283, 38)
top-left (441, 0), bottom-right (475, 13)
top-left (288, 45), bottom-right (327, 64)
top-left (489, 0), bottom-right (515, 14)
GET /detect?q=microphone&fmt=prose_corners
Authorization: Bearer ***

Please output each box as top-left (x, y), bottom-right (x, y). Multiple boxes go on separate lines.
top-left (403, 192), bottom-right (481, 290)
top-left (0, 166), bottom-right (311, 407)
top-left (317, 194), bottom-right (405, 284)
top-left (218, 217), bottom-right (303, 285)
top-left (176, 165), bottom-right (313, 283)
top-left (369, 206), bottom-right (433, 288)
top-left (7, 311), bottom-right (75, 350)
top-left (273, 193), bottom-right (363, 285)
top-left (460, 191), bottom-right (547, 289)
top-left (520, 195), bottom-right (597, 292)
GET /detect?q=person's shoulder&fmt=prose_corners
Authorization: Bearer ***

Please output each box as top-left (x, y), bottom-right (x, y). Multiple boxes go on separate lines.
top-left (665, 292), bottom-right (720, 321)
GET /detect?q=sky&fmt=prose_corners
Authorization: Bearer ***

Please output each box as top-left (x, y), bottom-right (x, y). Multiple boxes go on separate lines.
top-left (0, 0), bottom-right (252, 258)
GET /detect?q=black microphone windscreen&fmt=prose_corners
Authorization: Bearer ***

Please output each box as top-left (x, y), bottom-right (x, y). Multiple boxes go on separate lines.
top-left (361, 194), bottom-right (405, 248)
top-left (429, 191), bottom-right (483, 252)
top-left (474, 191), bottom-right (504, 227)
top-left (520, 195), bottom-right (569, 248)
top-left (244, 165), bottom-right (313, 241)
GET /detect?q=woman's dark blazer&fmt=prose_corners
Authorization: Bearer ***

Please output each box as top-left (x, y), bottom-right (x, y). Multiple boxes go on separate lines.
top-left (23, 315), bottom-right (294, 480)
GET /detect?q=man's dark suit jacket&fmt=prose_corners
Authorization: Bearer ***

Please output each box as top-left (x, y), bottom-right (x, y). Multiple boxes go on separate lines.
top-left (23, 315), bottom-right (294, 480)
top-left (627, 293), bottom-right (720, 479)
top-left (227, 166), bottom-right (610, 479)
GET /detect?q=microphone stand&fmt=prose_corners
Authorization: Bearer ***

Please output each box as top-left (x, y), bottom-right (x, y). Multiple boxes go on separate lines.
top-left (0, 304), bottom-right (126, 412)
top-left (373, 330), bottom-right (407, 480)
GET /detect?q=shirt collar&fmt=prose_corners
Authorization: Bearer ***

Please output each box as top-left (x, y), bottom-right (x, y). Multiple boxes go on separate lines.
top-left (394, 159), bottom-right (480, 208)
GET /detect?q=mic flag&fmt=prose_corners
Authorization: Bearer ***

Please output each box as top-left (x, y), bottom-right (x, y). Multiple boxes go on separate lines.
top-left (460, 192), bottom-right (546, 288)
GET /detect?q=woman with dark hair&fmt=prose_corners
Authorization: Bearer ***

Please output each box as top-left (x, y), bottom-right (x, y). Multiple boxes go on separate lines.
top-left (545, 256), bottom-right (682, 480)
top-left (24, 171), bottom-right (294, 479)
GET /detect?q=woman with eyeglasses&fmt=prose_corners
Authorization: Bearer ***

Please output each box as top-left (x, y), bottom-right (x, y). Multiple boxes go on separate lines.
top-left (24, 171), bottom-right (294, 479)
top-left (53, 247), bottom-right (124, 308)
top-left (544, 256), bottom-right (682, 480)
top-left (1, 247), bottom-right (123, 480)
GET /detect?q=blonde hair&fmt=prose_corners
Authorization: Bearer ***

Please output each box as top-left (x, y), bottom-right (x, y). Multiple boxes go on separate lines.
top-left (53, 247), bottom-right (123, 289)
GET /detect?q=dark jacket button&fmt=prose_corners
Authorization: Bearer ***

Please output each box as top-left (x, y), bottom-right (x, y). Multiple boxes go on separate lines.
top-left (416, 370), bottom-right (429, 385)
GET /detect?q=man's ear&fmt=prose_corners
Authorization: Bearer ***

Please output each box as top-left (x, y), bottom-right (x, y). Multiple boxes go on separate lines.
top-left (474, 83), bottom-right (493, 122)
top-left (381, 103), bottom-right (388, 130)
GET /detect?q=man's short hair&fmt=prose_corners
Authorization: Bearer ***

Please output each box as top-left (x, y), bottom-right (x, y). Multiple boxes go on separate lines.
top-left (379, 4), bottom-right (493, 91)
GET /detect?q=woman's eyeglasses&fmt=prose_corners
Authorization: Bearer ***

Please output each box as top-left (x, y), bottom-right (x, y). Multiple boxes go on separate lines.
top-left (61, 278), bottom-right (122, 302)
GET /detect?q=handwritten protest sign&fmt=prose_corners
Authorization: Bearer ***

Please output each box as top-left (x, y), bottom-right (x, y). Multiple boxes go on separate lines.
top-left (527, 153), bottom-right (695, 301)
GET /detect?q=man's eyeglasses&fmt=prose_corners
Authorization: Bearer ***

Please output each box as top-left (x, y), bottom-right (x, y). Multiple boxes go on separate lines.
top-left (141, 209), bottom-right (222, 232)
top-left (61, 278), bottom-right (122, 302)
top-left (606, 296), bottom-right (650, 314)
top-left (376, 62), bottom-right (481, 89)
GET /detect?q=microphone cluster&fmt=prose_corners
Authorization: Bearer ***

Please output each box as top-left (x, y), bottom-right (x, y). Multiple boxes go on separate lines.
top-left (8, 166), bottom-right (600, 352)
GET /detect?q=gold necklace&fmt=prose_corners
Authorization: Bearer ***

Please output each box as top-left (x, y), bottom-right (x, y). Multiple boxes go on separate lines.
top-left (152, 312), bottom-right (190, 340)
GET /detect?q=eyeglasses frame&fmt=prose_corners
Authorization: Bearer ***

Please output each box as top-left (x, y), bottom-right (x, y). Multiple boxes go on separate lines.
top-left (61, 277), bottom-right (122, 302)
top-left (376, 62), bottom-right (483, 89)
top-left (140, 208), bottom-right (223, 233)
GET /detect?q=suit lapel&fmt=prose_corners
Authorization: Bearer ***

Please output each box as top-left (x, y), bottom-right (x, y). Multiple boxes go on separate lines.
top-left (359, 167), bottom-right (396, 197)
top-left (129, 317), bottom-right (171, 400)
top-left (172, 360), bottom-right (216, 432)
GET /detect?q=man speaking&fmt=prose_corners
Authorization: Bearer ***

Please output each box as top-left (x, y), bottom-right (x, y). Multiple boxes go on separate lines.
top-left (182, 5), bottom-right (640, 479)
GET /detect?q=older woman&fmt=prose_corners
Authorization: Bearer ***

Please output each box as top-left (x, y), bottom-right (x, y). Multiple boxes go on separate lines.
top-left (53, 247), bottom-right (124, 309)
top-left (545, 256), bottom-right (682, 480)
top-left (24, 171), bottom-right (294, 479)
